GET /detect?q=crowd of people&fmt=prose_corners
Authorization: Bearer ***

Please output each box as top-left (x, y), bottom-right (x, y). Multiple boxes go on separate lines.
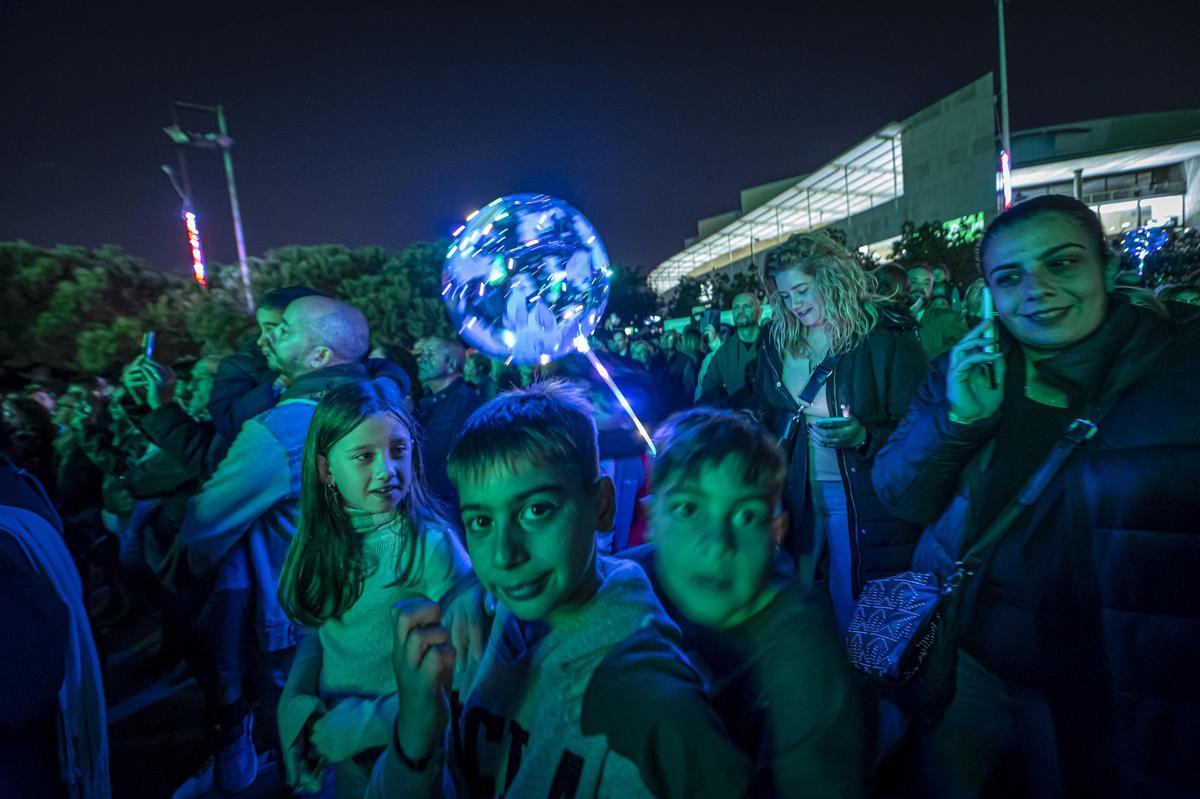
top-left (3, 195), bottom-right (1199, 798)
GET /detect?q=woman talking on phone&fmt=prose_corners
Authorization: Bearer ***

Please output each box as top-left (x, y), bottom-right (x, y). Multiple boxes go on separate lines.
top-left (752, 232), bottom-right (927, 633)
top-left (872, 195), bottom-right (1200, 797)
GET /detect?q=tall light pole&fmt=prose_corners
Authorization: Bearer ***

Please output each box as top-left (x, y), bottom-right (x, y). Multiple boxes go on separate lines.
top-left (997, 0), bottom-right (1014, 210)
top-left (164, 102), bottom-right (255, 312)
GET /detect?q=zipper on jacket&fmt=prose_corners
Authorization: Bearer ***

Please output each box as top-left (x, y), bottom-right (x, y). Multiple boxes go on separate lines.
top-left (829, 374), bottom-right (864, 599)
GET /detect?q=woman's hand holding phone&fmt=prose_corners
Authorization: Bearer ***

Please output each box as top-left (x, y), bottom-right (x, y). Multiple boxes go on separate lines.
top-left (809, 409), bottom-right (866, 449)
top-left (947, 316), bottom-right (1005, 424)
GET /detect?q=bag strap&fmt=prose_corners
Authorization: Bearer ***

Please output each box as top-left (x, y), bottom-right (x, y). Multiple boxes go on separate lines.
top-left (797, 352), bottom-right (843, 409)
top-left (949, 416), bottom-right (1098, 588)
top-left (776, 352), bottom-right (844, 448)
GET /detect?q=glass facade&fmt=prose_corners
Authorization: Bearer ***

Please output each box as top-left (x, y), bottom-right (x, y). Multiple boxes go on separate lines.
top-left (1013, 164), bottom-right (1187, 234)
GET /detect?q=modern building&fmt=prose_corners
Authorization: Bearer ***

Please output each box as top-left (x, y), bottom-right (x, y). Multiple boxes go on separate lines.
top-left (648, 73), bottom-right (1200, 294)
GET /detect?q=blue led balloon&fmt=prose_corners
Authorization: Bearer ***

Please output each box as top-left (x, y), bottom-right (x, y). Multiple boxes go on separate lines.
top-left (441, 194), bottom-right (611, 366)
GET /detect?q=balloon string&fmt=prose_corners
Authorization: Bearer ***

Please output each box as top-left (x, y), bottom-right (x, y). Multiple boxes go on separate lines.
top-left (582, 349), bottom-right (657, 457)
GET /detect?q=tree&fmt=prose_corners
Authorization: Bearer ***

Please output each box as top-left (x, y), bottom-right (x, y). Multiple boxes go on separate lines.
top-left (666, 275), bottom-right (705, 320)
top-left (604, 263), bottom-right (657, 326)
top-left (889, 220), bottom-right (980, 288)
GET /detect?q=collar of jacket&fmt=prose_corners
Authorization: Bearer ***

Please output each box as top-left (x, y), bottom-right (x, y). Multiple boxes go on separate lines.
top-left (1023, 292), bottom-right (1172, 408)
top-left (281, 362), bottom-right (371, 402)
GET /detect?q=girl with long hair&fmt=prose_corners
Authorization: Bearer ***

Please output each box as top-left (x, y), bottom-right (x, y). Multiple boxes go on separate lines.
top-left (753, 232), bottom-right (928, 633)
top-left (276, 378), bottom-right (476, 797)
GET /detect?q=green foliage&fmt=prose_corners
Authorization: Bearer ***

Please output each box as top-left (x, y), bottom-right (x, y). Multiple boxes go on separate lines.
top-left (75, 316), bottom-right (147, 374)
top-left (889, 220), bottom-right (980, 288)
top-left (707, 268), bottom-right (763, 311)
top-left (604, 263), bottom-right (658, 326)
top-left (667, 275), bottom-right (705, 319)
top-left (0, 239), bottom-right (457, 375)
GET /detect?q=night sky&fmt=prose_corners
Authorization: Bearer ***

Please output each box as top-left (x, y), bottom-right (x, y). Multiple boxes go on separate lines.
top-left (3, 2), bottom-right (1198, 279)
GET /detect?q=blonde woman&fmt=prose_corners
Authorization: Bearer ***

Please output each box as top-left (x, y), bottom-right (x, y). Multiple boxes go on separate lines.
top-left (753, 232), bottom-right (928, 632)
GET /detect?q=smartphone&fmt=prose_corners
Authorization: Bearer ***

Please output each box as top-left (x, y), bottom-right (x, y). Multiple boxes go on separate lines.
top-left (700, 308), bottom-right (722, 333)
top-left (980, 287), bottom-right (999, 388)
top-left (980, 288), bottom-right (996, 354)
top-left (142, 331), bottom-right (156, 359)
top-left (814, 416), bottom-right (854, 429)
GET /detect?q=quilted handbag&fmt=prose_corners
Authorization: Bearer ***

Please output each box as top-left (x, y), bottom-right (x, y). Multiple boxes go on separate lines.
top-left (845, 570), bottom-right (943, 683)
top-left (845, 416), bottom-right (1099, 685)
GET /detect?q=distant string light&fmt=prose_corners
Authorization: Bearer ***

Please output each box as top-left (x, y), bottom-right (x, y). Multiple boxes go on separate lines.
top-left (183, 210), bottom-right (207, 286)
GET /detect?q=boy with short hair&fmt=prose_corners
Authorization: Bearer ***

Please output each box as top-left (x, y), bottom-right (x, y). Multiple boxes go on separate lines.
top-left (368, 382), bottom-right (753, 799)
top-left (590, 408), bottom-right (863, 798)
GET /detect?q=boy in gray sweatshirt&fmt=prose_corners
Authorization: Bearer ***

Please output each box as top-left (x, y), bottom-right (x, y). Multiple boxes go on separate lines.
top-left (368, 381), bottom-right (753, 799)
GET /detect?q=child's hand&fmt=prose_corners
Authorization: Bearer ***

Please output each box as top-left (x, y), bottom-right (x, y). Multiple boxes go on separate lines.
top-left (310, 701), bottom-right (374, 764)
top-left (284, 711), bottom-right (327, 793)
top-left (442, 582), bottom-right (491, 684)
top-left (391, 599), bottom-right (455, 764)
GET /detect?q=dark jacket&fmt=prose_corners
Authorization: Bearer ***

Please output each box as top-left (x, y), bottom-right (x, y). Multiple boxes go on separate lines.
top-left (207, 348), bottom-right (278, 442)
top-left (752, 308), bottom-right (928, 595)
top-left (0, 458), bottom-right (69, 799)
top-left (872, 296), bottom-right (1200, 796)
top-left (613, 546), bottom-right (864, 798)
top-left (417, 377), bottom-right (482, 506)
top-left (208, 348), bottom-right (414, 441)
top-left (698, 333), bottom-right (760, 408)
top-left (127, 402), bottom-right (226, 483)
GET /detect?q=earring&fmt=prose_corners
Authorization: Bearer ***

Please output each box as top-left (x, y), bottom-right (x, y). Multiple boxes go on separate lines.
top-left (324, 482), bottom-right (340, 505)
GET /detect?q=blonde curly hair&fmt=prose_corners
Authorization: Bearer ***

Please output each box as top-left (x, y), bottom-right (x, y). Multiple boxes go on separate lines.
top-left (759, 232), bottom-right (880, 358)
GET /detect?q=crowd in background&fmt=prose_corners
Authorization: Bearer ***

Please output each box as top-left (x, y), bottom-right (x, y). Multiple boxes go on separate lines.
top-left (3, 195), bottom-right (1200, 799)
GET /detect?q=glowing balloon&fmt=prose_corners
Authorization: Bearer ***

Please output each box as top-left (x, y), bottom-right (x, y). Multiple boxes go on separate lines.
top-left (441, 193), bottom-right (611, 365)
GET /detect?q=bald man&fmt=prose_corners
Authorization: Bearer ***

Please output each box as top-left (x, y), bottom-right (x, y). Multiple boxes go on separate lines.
top-left (698, 292), bottom-right (762, 408)
top-left (414, 337), bottom-right (482, 505)
top-left (178, 296), bottom-right (379, 794)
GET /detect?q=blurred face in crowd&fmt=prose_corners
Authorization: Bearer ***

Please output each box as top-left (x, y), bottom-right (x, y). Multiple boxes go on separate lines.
top-left (28, 389), bottom-right (56, 414)
top-left (269, 305), bottom-right (324, 380)
top-left (256, 307), bottom-right (286, 371)
top-left (53, 387), bottom-right (85, 427)
top-left (962, 279), bottom-right (986, 326)
top-left (457, 458), bottom-right (614, 627)
top-left (691, 306), bottom-right (705, 324)
top-left (731, 293), bottom-right (761, 329)
top-left (773, 268), bottom-right (825, 328)
top-left (907, 267), bottom-right (934, 303)
top-left (612, 331), bottom-right (628, 353)
top-left (652, 456), bottom-right (783, 629)
top-left (319, 411), bottom-right (413, 515)
top-left (931, 266), bottom-right (949, 285)
top-left (463, 354), bottom-right (491, 386)
top-left (930, 296), bottom-right (951, 309)
top-left (660, 331), bottom-right (679, 353)
top-left (982, 213), bottom-right (1112, 352)
top-left (185, 359), bottom-right (219, 420)
top-left (630, 340), bottom-right (652, 366)
top-left (415, 340), bottom-right (457, 384)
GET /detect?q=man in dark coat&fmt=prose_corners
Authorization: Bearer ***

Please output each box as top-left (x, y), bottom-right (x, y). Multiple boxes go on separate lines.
top-left (873, 195), bottom-right (1200, 798)
top-left (414, 337), bottom-right (482, 508)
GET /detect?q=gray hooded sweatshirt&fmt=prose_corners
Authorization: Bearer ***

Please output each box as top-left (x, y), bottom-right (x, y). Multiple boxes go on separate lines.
top-left (367, 556), bottom-right (687, 798)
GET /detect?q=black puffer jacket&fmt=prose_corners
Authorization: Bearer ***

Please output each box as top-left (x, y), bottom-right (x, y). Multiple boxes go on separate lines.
top-left (872, 296), bottom-right (1200, 797)
top-left (752, 307), bottom-right (928, 595)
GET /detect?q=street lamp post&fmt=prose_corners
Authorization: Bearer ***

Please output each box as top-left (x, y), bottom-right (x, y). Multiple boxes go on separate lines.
top-left (164, 102), bottom-right (255, 312)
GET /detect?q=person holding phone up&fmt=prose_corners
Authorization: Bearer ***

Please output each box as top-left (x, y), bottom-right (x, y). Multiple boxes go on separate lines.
top-left (751, 232), bottom-right (928, 634)
top-left (872, 195), bottom-right (1200, 797)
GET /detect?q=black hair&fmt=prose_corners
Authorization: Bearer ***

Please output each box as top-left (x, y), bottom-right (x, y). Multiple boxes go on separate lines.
top-left (979, 195), bottom-right (1108, 269)
top-left (652, 408), bottom-right (786, 501)
top-left (258, 285), bottom-right (328, 312)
